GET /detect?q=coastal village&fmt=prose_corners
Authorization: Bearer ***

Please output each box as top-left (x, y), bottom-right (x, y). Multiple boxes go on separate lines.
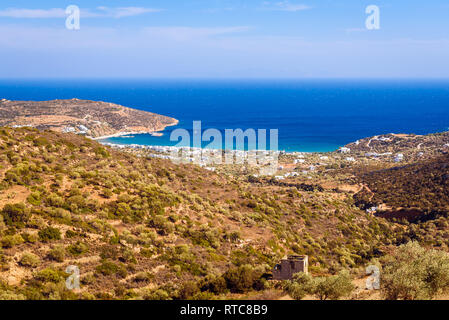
top-left (101, 130), bottom-right (449, 225)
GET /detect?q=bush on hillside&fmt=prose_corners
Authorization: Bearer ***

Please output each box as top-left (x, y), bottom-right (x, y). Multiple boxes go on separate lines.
top-left (287, 270), bottom-right (354, 300)
top-left (381, 242), bottom-right (449, 300)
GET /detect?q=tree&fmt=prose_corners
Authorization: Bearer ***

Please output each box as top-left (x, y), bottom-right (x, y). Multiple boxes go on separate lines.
top-left (312, 271), bottom-right (354, 300)
top-left (1, 203), bottom-right (30, 227)
top-left (224, 265), bottom-right (262, 293)
top-left (286, 272), bottom-right (314, 300)
top-left (178, 281), bottom-right (200, 300)
top-left (287, 271), bottom-right (354, 300)
top-left (381, 242), bottom-right (449, 300)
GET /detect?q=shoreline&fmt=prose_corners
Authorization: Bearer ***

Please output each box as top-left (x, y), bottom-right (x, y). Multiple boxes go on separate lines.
top-left (91, 119), bottom-right (179, 141)
top-left (97, 129), bottom-right (449, 155)
top-left (99, 139), bottom-right (333, 155)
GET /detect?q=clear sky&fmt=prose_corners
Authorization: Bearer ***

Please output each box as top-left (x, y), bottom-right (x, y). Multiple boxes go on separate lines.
top-left (0, 0), bottom-right (448, 78)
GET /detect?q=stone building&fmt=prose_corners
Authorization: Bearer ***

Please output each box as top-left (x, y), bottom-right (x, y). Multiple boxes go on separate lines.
top-left (272, 255), bottom-right (308, 280)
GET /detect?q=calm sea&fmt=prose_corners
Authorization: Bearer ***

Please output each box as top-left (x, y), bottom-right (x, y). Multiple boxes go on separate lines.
top-left (1, 79), bottom-right (448, 152)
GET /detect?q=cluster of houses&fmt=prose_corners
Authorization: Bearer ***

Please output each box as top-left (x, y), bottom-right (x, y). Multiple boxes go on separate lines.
top-left (339, 147), bottom-right (351, 153)
top-left (102, 143), bottom-right (282, 174)
top-left (375, 136), bottom-right (391, 142)
top-left (365, 152), bottom-right (393, 157)
top-left (62, 124), bottom-right (89, 135)
top-left (275, 171), bottom-right (300, 180)
top-left (339, 144), bottom-right (407, 163)
top-left (12, 124), bottom-right (32, 128)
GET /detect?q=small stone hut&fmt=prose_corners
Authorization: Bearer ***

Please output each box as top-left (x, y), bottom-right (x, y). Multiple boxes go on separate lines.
top-left (272, 255), bottom-right (308, 280)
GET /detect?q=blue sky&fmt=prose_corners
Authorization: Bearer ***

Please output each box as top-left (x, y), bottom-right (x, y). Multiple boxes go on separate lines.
top-left (0, 0), bottom-right (448, 78)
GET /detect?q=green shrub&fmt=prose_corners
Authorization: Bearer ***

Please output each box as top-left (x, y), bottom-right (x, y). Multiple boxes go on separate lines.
top-left (38, 227), bottom-right (61, 242)
top-left (21, 232), bottom-right (38, 243)
top-left (312, 271), bottom-right (354, 300)
top-left (34, 268), bottom-right (65, 283)
top-left (67, 241), bottom-right (89, 256)
top-left (223, 265), bottom-right (264, 293)
top-left (178, 281), bottom-right (200, 300)
top-left (1, 203), bottom-right (30, 227)
top-left (0, 234), bottom-right (24, 248)
top-left (99, 244), bottom-right (119, 260)
top-left (95, 260), bottom-right (127, 278)
top-left (285, 272), bottom-right (314, 300)
top-left (65, 230), bottom-right (78, 238)
top-left (199, 275), bottom-right (228, 295)
top-left (48, 245), bottom-right (66, 262)
top-left (287, 271), bottom-right (354, 300)
top-left (133, 272), bottom-right (154, 283)
top-left (143, 289), bottom-right (170, 300)
top-left (381, 242), bottom-right (449, 300)
top-left (19, 252), bottom-right (40, 268)
top-left (27, 192), bottom-right (42, 205)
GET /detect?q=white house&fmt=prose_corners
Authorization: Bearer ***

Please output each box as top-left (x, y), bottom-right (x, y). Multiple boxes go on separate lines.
top-left (394, 153), bottom-right (404, 162)
top-left (63, 127), bottom-right (76, 133)
top-left (339, 147), bottom-right (351, 154)
top-left (284, 172), bottom-right (299, 178)
top-left (78, 125), bottom-right (89, 132)
top-left (366, 206), bottom-right (378, 214)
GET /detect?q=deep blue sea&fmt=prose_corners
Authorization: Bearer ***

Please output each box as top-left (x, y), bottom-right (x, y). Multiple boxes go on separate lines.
top-left (1, 79), bottom-right (448, 152)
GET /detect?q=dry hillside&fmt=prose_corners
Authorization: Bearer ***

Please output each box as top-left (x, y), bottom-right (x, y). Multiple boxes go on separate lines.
top-left (0, 99), bottom-right (178, 138)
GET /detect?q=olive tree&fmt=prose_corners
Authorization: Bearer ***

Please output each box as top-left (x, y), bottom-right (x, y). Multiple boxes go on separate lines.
top-left (381, 241), bottom-right (449, 300)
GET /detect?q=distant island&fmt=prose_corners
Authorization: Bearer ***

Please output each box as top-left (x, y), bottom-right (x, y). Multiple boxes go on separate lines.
top-left (0, 98), bottom-right (178, 139)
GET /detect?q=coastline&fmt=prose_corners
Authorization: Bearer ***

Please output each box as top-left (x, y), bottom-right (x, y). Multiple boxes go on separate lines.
top-left (91, 119), bottom-right (179, 141)
top-left (98, 129), bottom-right (449, 155)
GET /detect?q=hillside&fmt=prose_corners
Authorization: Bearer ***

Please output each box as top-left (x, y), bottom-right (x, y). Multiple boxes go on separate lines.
top-left (0, 127), bottom-right (404, 300)
top-left (344, 132), bottom-right (449, 162)
top-left (0, 99), bottom-right (178, 138)
top-left (354, 153), bottom-right (449, 222)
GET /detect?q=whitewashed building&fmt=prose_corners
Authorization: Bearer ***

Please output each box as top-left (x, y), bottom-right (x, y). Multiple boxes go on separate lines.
top-left (394, 153), bottom-right (404, 162)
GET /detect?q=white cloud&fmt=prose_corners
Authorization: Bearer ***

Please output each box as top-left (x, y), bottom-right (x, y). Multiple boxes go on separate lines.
top-left (263, 1), bottom-right (311, 12)
top-left (143, 26), bottom-right (250, 41)
top-left (95, 7), bottom-right (163, 18)
top-left (1, 24), bottom-right (448, 78)
top-left (0, 7), bottom-right (161, 19)
top-left (0, 8), bottom-right (66, 18)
